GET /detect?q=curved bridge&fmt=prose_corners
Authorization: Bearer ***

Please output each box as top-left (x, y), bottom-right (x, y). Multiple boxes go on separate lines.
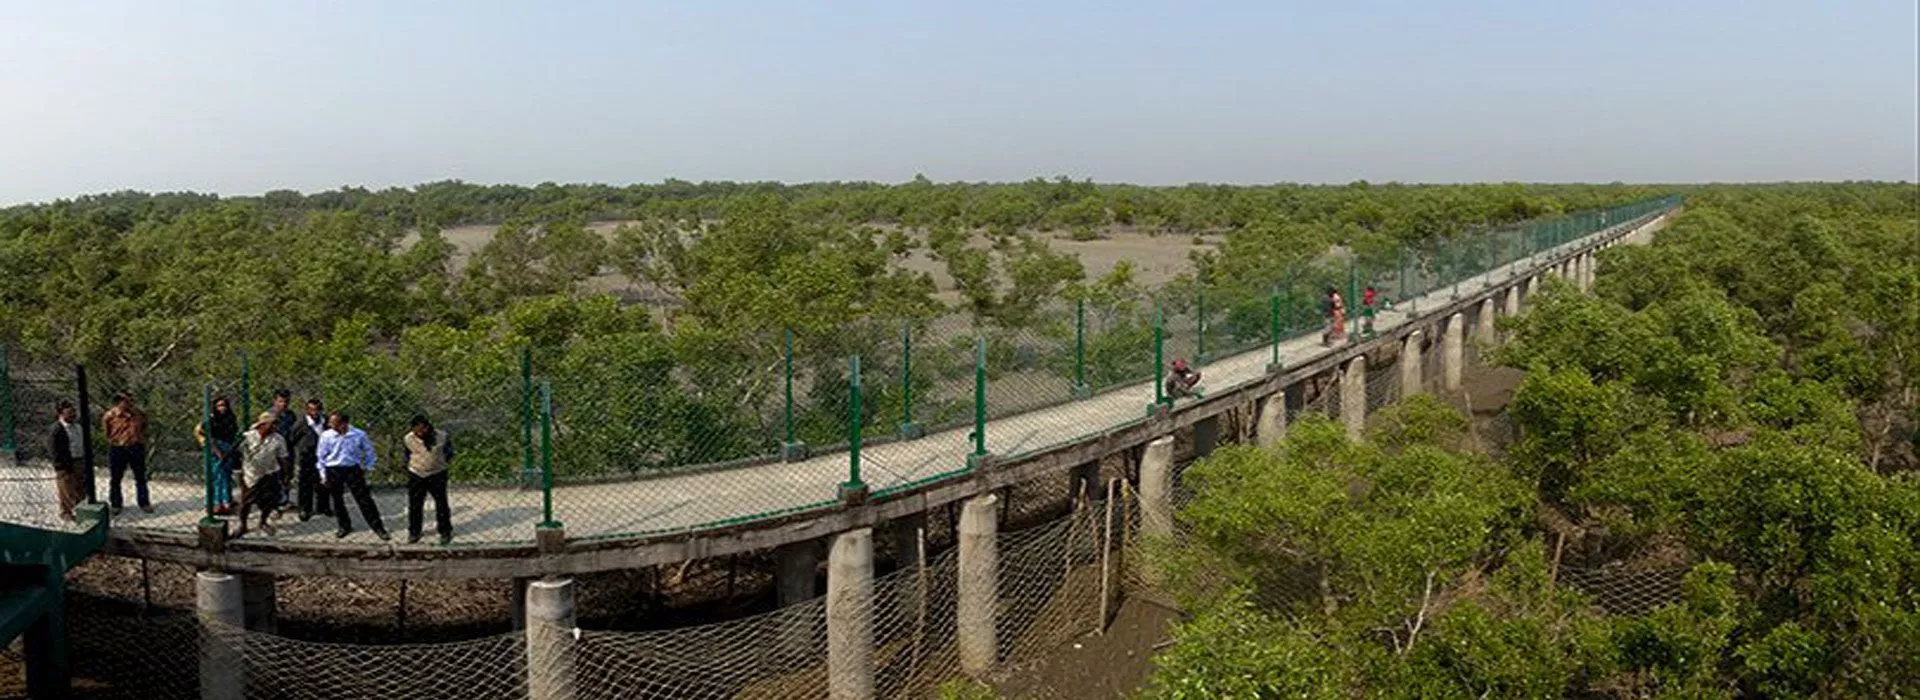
top-left (2, 205), bottom-right (1674, 581)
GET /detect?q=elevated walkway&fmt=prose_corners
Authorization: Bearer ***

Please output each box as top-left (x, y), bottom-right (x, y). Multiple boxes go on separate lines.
top-left (2, 205), bottom-right (1677, 580)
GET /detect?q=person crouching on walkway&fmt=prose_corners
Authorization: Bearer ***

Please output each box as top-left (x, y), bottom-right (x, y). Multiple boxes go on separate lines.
top-left (318, 411), bottom-right (389, 541)
top-left (234, 412), bottom-right (289, 539)
top-left (403, 414), bottom-right (455, 545)
top-left (48, 401), bottom-right (86, 522)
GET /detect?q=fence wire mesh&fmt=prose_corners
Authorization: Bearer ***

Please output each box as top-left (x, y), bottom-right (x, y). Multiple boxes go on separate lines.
top-left (0, 199), bottom-right (1677, 552)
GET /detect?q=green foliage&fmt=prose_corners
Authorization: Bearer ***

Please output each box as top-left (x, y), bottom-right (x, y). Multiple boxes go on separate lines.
top-left (1143, 596), bottom-right (1349, 700)
top-left (1153, 183), bottom-right (1917, 699)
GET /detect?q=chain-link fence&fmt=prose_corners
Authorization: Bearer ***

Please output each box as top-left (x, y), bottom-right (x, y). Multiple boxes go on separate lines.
top-left (0, 197), bottom-right (1680, 548)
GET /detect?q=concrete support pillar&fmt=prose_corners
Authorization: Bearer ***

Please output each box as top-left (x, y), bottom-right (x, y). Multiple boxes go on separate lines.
top-left (1192, 415), bottom-right (1220, 460)
top-left (1256, 391), bottom-right (1288, 447)
top-left (1399, 331), bottom-right (1423, 399)
top-left (510, 577), bottom-right (531, 631)
top-left (196, 571), bottom-right (244, 700)
top-left (1341, 357), bottom-right (1366, 441)
top-left (1504, 285), bottom-right (1521, 319)
top-left (827, 528), bottom-right (877, 700)
top-left (1582, 254), bottom-right (1596, 291)
top-left (525, 578), bottom-right (579, 700)
top-left (886, 512), bottom-right (926, 569)
top-left (1442, 314), bottom-right (1464, 391)
top-left (241, 572), bottom-right (277, 634)
top-left (1476, 299), bottom-right (1497, 348)
top-left (775, 541), bottom-right (819, 606)
top-left (1138, 436), bottom-right (1175, 539)
top-left (957, 495), bottom-right (1001, 679)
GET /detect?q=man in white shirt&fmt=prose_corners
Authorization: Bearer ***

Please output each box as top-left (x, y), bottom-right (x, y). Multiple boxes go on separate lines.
top-left (317, 411), bottom-right (389, 541)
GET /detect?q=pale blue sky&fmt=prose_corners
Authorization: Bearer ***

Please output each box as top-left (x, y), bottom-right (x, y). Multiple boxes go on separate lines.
top-left (1, 0), bottom-right (1914, 204)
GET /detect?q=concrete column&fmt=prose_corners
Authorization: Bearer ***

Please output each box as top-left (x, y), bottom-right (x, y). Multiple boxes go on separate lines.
top-left (196, 571), bottom-right (244, 700)
top-left (1504, 285), bottom-right (1521, 318)
top-left (957, 495), bottom-right (1001, 679)
top-left (1192, 415), bottom-right (1221, 460)
top-left (826, 528), bottom-right (877, 700)
top-left (1476, 299), bottom-right (1497, 347)
top-left (775, 540), bottom-right (821, 658)
top-left (886, 513), bottom-right (926, 569)
top-left (1256, 391), bottom-right (1288, 447)
top-left (1399, 331), bottom-right (1423, 399)
top-left (511, 577), bottom-right (531, 631)
top-left (1341, 357), bottom-right (1366, 440)
top-left (1442, 314), bottom-right (1465, 391)
top-left (1582, 253), bottom-right (1596, 291)
top-left (775, 541), bottom-right (819, 606)
top-left (240, 572), bottom-right (276, 633)
top-left (1138, 436), bottom-right (1175, 539)
top-left (525, 578), bottom-right (579, 700)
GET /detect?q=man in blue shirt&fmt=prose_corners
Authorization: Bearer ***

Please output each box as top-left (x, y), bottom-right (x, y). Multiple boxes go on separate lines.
top-left (317, 411), bottom-right (390, 540)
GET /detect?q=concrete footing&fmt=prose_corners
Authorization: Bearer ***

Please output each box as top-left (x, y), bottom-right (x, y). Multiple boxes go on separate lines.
top-left (196, 571), bottom-right (244, 700)
top-left (957, 494), bottom-right (1001, 679)
top-left (525, 578), bottom-right (579, 700)
top-left (1399, 331), bottom-right (1423, 399)
top-left (1341, 358), bottom-right (1366, 441)
top-left (826, 529), bottom-right (876, 700)
top-left (1256, 391), bottom-right (1287, 447)
top-left (1138, 437), bottom-right (1175, 539)
top-left (1442, 314), bottom-right (1464, 391)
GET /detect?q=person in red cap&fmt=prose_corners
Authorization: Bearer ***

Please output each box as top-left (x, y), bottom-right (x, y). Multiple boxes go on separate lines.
top-left (1165, 359), bottom-right (1203, 399)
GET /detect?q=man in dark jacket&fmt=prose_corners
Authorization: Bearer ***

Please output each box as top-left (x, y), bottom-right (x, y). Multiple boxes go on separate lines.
top-left (287, 398), bottom-right (332, 521)
top-left (269, 389), bottom-right (298, 512)
top-left (49, 400), bottom-right (86, 522)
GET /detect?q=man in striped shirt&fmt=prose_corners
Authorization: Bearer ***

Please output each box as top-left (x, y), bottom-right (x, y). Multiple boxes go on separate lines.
top-left (316, 411), bottom-right (390, 541)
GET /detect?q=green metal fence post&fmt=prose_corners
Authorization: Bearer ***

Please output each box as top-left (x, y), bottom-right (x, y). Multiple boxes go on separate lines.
top-left (200, 384), bottom-right (216, 526)
top-left (539, 380), bottom-right (561, 529)
top-left (1072, 298), bottom-right (1091, 399)
top-left (841, 355), bottom-right (869, 502)
top-left (898, 323), bottom-right (924, 439)
top-left (520, 346), bottom-right (534, 488)
top-left (782, 329), bottom-right (807, 461)
top-left (1149, 306), bottom-right (1167, 415)
top-left (1267, 289), bottom-right (1282, 373)
top-left (968, 338), bottom-right (989, 470)
top-left (0, 343), bottom-right (13, 454)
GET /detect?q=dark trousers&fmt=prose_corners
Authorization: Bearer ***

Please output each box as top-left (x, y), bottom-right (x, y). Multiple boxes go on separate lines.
top-left (107, 445), bottom-right (150, 509)
top-left (297, 460), bottom-right (331, 516)
top-left (325, 467), bottom-right (385, 534)
top-left (407, 471), bottom-right (453, 539)
top-left (237, 475), bottom-right (282, 528)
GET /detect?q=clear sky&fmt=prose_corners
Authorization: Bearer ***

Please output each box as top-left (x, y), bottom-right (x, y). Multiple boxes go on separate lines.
top-left (2, 0), bottom-right (1915, 204)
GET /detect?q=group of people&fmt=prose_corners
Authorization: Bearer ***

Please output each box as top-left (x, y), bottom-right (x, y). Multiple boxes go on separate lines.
top-left (1320, 285), bottom-right (1385, 346)
top-left (46, 390), bottom-right (457, 545)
